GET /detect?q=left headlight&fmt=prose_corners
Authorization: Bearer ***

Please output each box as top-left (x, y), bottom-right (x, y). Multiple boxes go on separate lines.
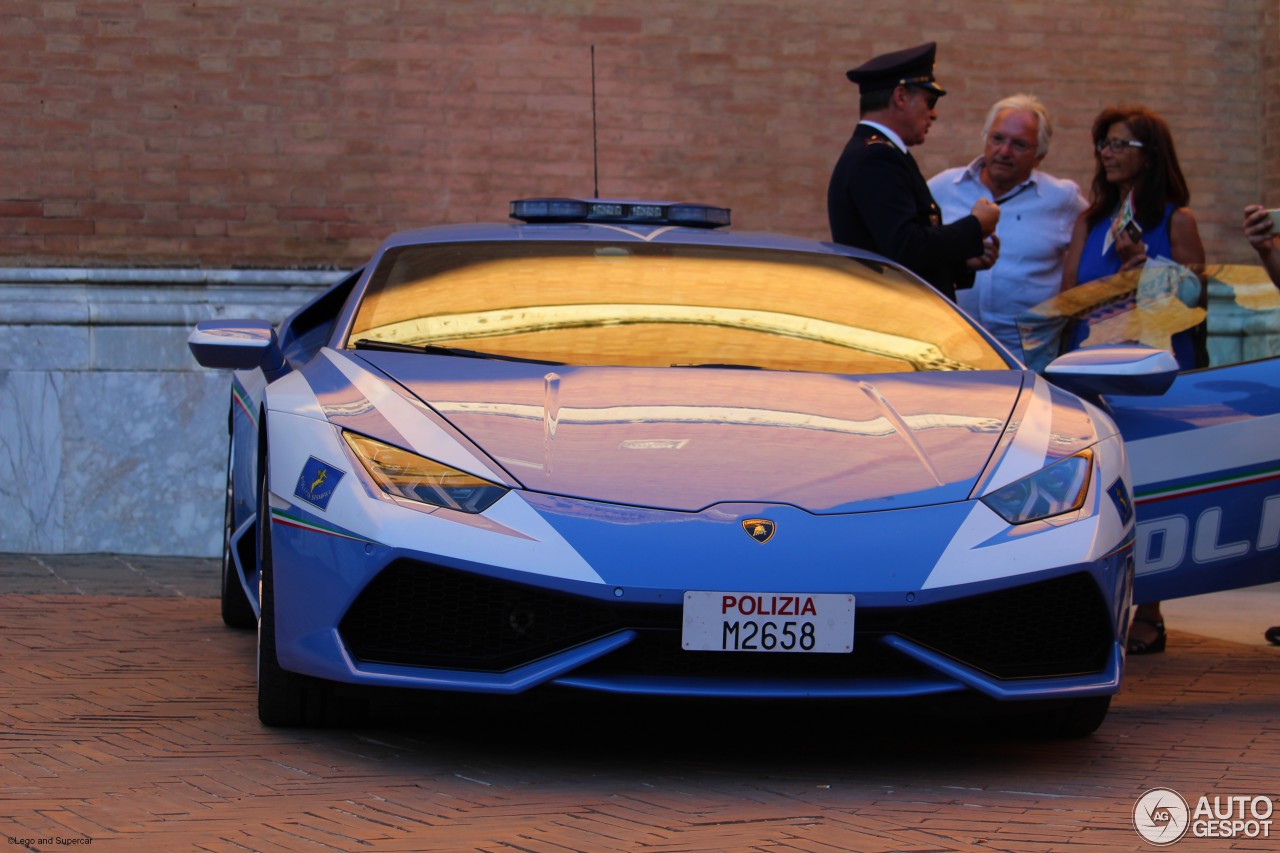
top-left (981, 449), bottom-right (1093, 524)
top-left (342, 432), bottom-right (508, 513)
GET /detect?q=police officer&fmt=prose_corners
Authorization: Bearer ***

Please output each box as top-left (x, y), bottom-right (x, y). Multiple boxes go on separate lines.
top-left (827, 42), bottom-right (1000, 301)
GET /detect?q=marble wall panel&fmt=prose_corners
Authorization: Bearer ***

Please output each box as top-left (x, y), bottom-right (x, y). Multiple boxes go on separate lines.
top-left (0, 327), bottom-right (91, 371)
top-left (89, 327), bottom-right (202, 372)
top-left (57, 370), bottom-right (229, 556)
top-left (0, 269), bottom-right (336, 557)
top-left (0, 371), bottom-right (66, 552)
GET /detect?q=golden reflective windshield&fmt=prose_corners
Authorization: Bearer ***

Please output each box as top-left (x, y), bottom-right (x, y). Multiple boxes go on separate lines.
top-left (348, 242), bottom-right (1007, 373)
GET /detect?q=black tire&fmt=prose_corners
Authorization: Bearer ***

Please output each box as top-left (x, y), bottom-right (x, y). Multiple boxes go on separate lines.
top-left (1036, 695), bottom-right (1112, 738)
top-left (220, 431), bottom-right (257, 630)
top-left (256, 450), bottom-right (338, 727)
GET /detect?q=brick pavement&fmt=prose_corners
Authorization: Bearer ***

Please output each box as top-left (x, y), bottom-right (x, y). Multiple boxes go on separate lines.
top-left (1, 556), bottom-right (1278, 852)
top-left (0, 554), bottom-right (219, 599)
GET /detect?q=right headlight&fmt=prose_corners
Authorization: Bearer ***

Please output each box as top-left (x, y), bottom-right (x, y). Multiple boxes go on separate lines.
top-left (342, 432), bottom-right (508, 513)
top-left (981, 449), bottom-right (1093, 524)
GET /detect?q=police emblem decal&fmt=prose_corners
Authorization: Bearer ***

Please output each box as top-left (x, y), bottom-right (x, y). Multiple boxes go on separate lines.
top-left (294, 456), bottom-right (345, 511)
top-left (1107, 478), bottom-right (1134, 525)
top-left (742, 518), bottom-right (776, 543)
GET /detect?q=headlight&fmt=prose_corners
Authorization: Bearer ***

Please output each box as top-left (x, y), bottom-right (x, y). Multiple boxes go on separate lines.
top-left (981, 449), bottom-right (1093, 524)
top-left (342, 432), bottom-right (507, 513)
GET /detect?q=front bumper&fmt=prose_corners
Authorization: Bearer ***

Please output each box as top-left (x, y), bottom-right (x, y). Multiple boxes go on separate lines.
top-left (269, 515), bottom-right (1131, 702)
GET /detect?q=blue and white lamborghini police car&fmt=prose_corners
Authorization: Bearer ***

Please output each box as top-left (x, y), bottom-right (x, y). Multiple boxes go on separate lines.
top-left (188, 198), bottom-right (1280, 735)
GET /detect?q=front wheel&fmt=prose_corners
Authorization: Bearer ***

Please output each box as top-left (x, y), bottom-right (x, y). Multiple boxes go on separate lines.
top-left (1032, 695), bottom-right (1112, 738)
top-left (256, 451), bottom-right (339, 726)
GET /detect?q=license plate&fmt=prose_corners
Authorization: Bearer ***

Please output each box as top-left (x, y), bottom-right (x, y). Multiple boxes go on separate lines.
top-left (682, 591), bottom-right (855, 653)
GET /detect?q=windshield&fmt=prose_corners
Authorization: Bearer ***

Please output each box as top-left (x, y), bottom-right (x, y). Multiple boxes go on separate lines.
top-left (347, 241), bottom-right (1007, 374)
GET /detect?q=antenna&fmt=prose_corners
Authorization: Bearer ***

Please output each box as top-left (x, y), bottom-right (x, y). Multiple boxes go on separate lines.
top-left (591, 45), bottom-right (599, 198)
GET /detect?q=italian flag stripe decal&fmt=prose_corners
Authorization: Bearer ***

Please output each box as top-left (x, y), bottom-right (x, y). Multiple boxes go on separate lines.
top-left (270, 507), bottom-right (367, 543)
top-left (1135, 465), bottom-right (1280, 504)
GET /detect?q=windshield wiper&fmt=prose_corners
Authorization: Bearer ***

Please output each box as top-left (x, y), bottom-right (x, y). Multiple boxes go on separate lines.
top-left (352, 338), bottom-right (565, 365)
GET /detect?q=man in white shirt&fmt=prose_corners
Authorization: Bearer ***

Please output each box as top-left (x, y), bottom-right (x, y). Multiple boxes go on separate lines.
top-left (929, 94), bottom-right (1086, 361)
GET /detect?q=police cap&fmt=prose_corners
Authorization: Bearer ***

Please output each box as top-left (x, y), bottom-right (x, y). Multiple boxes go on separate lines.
top-left (845, 42), bottom-right (946, 96)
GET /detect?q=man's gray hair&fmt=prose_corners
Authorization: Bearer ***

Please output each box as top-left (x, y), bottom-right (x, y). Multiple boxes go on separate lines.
top-left (982, 94), bottom-right (1053, 157)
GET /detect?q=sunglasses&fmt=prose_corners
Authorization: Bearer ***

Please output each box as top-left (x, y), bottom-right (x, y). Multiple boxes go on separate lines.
top-left (1095, 138), bottom-right (1145, 153)
top-left (909, 87), bottom-right (939, 110)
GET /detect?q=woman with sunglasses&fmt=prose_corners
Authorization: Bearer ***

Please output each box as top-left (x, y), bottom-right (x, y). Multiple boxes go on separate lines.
top-left (1061, 105), bottom-right (1208, 370)
top-left (1061, 106), bottom-right (1207, 656)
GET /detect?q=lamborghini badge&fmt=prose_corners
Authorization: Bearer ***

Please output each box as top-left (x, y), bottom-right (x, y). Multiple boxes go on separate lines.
top-left (742, 518), bottom-right (776, 543)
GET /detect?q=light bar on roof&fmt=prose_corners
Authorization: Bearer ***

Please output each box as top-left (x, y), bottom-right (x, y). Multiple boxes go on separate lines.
top-left (510, 198), bottom-right (730, 228)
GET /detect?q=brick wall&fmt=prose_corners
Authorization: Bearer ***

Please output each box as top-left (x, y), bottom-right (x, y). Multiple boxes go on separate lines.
top-left (1, 0), bottom-right (1272, 268)
top-left (1263, 1), bottom-right (1280, 205)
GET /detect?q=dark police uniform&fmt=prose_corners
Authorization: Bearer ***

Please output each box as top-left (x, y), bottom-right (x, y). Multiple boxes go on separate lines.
top-left (826, 43), bottom-right (984, 301)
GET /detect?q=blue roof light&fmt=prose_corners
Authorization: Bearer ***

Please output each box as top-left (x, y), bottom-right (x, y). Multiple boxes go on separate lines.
top-left (510, 198), bottom-right (730, 229)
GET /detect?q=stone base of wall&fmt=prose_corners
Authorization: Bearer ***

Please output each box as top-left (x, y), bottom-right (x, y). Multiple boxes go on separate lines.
top-left (0, 268), bottom-right (340, 557)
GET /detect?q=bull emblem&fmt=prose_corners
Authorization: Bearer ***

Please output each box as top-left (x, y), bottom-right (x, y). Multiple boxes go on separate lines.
top-left (742, 518), bottom-right (776, 543)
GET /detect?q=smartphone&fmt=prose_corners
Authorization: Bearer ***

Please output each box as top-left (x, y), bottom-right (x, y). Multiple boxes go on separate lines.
top-left (1122, 219), bottom-right (1143, 242)
top-left (1266, 208), bottom-right (1280, 232)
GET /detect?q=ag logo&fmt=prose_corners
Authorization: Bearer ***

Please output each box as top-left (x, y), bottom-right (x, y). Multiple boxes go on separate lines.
top-left (742, 518), bottom-right (776, 543)
top-left (1134, 787), bottom-right (1190, 845)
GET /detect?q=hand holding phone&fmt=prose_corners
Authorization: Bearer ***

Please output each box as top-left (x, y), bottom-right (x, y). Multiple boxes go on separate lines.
top-left (1243, 205), bottom-right (1278, 251)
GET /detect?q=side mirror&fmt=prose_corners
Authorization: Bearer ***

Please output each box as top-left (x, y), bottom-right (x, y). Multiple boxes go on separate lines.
top-left (188, 320), bottom-right (287, 379)
top-left (1044, 344), bottom-right (1179, 397)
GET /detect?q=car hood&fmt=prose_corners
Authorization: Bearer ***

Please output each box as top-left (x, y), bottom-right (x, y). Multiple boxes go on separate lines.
top-left (359, 353), bottom-right (1024, 513)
